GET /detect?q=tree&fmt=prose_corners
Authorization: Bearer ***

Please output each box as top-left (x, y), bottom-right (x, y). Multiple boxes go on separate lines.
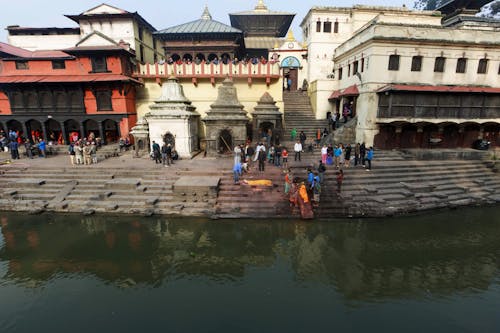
top-left (413, 0), bottom-right (443, 10)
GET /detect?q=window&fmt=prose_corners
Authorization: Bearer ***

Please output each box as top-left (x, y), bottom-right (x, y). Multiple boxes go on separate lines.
top-left (139, 45), bottom-right (145, 63)
top-left (353, 60), bottom-right (359, 75)
top-left (334, 21), bottom-right (339, 33)
top-left (338, 67), bottom-right (343, 80)
top-left (316, 21), bottom-right (321, 33)
top-left (411, 56), bottom-right (422, 72)
top-left (15, 61), bottom-right (29, 70)
top-left (361, 58), bottom-right (365, 72)
top-left (91, 56), bottom-right (108, 73)
top-left (323, 21), bottom-right (332, 33)
top-left (388, 55), bottom-right (400, 71)
top-left (96, 90), bottom-right (112, 111)
top-left (456, 58), bottom-right (467, 73)
top-left (138, 26), bottom-right (144, 41)
top-left (52, 60), bottom-right (66, 69)
top-left (434, 57), bottom-right (445, 72)
top-left (477, 58), bottom-right (488, 74)
top-left (348, 64), bottom-right (351, 77)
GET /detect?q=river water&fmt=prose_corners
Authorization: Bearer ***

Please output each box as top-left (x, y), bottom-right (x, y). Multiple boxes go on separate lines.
top-left (0, 207), bottom-right (499, 332)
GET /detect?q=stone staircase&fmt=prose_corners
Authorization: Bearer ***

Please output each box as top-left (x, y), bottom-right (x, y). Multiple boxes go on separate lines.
top-left (1, 150), bottom-right (499, 219)
top-left (0, 166), bottom-right (220, 217)
top-left (283, 90), bottom-right (328, 144)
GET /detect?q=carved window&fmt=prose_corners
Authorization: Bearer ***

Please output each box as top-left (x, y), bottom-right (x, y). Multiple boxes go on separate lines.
top-left (477, 58), bottom-right (488, 74)
top-left (316, 21), bottom-right (321, 33)
top-left (411, 56), bottom-right (422, 72)
top-left (323, 21), bottom-right (332, 33)
top-left (434, 57), bottom-right (445, 72)
top-left (40, 91), bottom-right (52, 108)
top-left (52, 60), bottom-right (65, 69)
top-left (11, 92), bottom-right (24, 108)
top-left (15, 61), bottom-right (29, 70)
top-left (456, 58), bottom-right (467, 73)
top-left (26, 91), bottom-right (38, 108)
top-left (96, 90), bottom-right (113, 111)
top-left (347, 64), bottom-right (351, 77)
top-left (361, 58), bottom-right (365, 72)
top-left (91, 56), bottom-right (108, 73)
top-left (334, 21), bottom-right (339, 33)
top-left (338, 67), bottom-right (343, 80)
top-left (388, 55), bottom-right (400, 71)
top-left (54, 91), bottom-right (67, 108)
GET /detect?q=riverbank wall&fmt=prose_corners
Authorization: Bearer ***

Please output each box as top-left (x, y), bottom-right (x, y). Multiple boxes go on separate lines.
top-left (0, 148), bottom-right (499, 219)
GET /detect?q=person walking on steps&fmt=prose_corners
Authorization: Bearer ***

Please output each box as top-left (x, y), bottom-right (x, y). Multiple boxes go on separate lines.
top-left (366, 147), bottom-right (373, 171)
top-left (294, 140), bottom-right (302, 161)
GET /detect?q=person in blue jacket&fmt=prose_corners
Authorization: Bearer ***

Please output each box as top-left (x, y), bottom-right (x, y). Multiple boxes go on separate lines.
top-left (366, 147), bottom-right (373, 171)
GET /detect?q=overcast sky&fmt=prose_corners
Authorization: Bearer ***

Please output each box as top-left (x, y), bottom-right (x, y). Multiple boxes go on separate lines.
top-left (0, 0), bottom-right (413, 44)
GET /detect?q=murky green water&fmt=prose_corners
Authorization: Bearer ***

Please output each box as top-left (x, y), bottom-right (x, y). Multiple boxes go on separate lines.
top-left (0, 207), bottom-right (499, 332)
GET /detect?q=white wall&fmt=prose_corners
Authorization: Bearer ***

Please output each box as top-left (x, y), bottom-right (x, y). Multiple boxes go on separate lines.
top-left (7, 34), bottom-right (80, 51)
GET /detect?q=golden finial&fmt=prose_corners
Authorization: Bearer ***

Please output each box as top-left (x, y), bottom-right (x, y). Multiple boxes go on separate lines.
top-left (287, 30), bottom-right (295, 42)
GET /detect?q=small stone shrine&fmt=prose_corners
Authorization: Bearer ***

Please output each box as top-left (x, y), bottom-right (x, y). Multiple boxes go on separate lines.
top-left (203, 77), bottom-right (249, 155)
top-left (251, 92), bottom-right (283, 144)
top-left (129, 117), bottom-right (150, 157)
top-left (145, 76), bottom-right (200, 158)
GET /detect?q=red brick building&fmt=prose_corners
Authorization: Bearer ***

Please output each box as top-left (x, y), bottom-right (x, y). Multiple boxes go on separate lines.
top-left (0, 39), bottom-right (140, 144)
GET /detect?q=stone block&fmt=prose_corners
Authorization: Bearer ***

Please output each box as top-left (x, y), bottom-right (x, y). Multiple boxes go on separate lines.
top-left (105, 179), bottom-right (141, 190)
top-left (146, 197), bottom-right (159, 205)
top-left (173, 176), bottom-right (220, 199)
top-left (364, 186), bottom-right (378, 194)
top-left (400, 182), bottom-right (436, 193)
top-left (9, 179), bottom-right (46, 187)
top-left (106, 204), bottom-right (119, 211)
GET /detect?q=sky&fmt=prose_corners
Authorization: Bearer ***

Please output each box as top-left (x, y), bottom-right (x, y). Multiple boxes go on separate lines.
top-left (0, 0), bottom-right (412, 44)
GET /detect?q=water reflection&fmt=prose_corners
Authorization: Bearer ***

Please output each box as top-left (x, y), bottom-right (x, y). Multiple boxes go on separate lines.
top-left (0, 208), bottom-right (499, 301)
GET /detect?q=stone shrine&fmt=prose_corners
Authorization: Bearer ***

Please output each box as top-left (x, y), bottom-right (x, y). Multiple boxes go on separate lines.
top-left (144, 76), bottom-right (200, 158)
top-left (203, 78), bottom-right (250, 155)
top-left (251, 92), bottom-right (283, 144)
top-left (129, 117), bottom-right (150, 157)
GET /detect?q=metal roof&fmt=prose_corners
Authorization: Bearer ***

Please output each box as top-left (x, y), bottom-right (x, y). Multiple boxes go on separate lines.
top-left (156, 19), bottom-right (242, 35)
top-left (377, 84), bottom-right (500, 94)
top-left (244, 37), bottom-right (281, 49)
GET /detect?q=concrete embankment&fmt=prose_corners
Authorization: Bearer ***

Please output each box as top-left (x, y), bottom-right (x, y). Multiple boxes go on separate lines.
top-left (0, 148), bottom-right (499, 219)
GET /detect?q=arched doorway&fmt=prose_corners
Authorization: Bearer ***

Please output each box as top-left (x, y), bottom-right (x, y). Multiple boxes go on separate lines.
top-left (218, 129), bottom-right (232, 154)
top-left (46, 119), bottom-right (63, 144)
top-left (195, 53), bottom-right (206, 63)
top-left (374, 125), bottom-right (397, 149)
top-left (6, 120), bottom-right (23, 137)
top-left (64, 119), bottom-right (81, 143)
top-left (26, 119), bottom-right (43, 143)
top-left (208, 53), bottom-right (218, 62)
top-left (258, 121), bottom-right (274, 143)
top-left (163, 132), bottom-right (175, 147)
top-left (171, 54), bottom-right (181, 62)
top-left (463, 124), bottom-right (480, 148)
top-left (221, 53), bottom-right (231, 64)
top-left (442, 124), bottom-right (460, 148)
top-left (400, 124), bottom-right (418, 148)
top-left (483, 123), bottom-right (500, 148)
top-left (103, 119), bottom-right (119, 143)
top-left (422, 124), bottom-right (440, 148)
top-left (182, 54), bottom-right (193, 62)
top-left (84, 119), bottom-right (99, 139)
top-left (281, 56), bottom-right (301, 91)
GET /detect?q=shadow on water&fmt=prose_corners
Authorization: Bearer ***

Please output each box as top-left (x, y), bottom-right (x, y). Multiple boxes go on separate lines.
top-left (0, 208), bottom-right (499, 332)
top-left (0, 207), bottom-right (499, 302)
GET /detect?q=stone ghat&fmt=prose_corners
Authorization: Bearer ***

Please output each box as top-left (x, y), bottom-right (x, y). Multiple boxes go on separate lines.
top-left (0, 150), bottom-right (499, 219)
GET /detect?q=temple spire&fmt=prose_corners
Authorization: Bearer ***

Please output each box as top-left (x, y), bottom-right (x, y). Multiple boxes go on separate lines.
top-left (201, 5), bottom-right (212, 20)
top-left (287, 30), bottom-right (295, 42)
top-left (255, 0), bottom-right (268, 11)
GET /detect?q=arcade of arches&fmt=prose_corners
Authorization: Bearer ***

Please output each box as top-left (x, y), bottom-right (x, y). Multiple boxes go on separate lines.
top-left (0, 117), bottom-right (124, 144)
top-left (374, 122), bottom-right (500, 149)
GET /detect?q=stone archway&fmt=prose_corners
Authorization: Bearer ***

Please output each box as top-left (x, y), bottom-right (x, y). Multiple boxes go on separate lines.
top-left (442, 123), bottom-right (460, 148)
top-left (374, 125), bottom-right (397, 150)
top-left (26, 119), bottom-right (43, 143)
top-left (103, 119), bottom-right (119, 143)
top-left (400, 124), bottom-right (418, 148)
top-left (64, 119), bottom-right (81, 143)
top-left (463, 124), bottom-right (480, 148)
top-left (84, 119), bottom-right (99, 139)
top-left (483, 123), bottom-right (500, 148)
top-left (163, 132), bottom-right (175, 147)
top-left (258, 121), bottom-right (274, 142)
top-left (46, 119), bottom-right (63, 144)
top-left (218, 129), bottom-right (232, 154)
top-left (6, 120), bottom-right (23, 136)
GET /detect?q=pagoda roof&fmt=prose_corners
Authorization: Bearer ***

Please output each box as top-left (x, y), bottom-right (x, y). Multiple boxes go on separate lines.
top-left (0, 42), bottom-right (73, 60)
top-left (229, 1), bottom-right (295, 37)
top-left (436, 0), bottom-right (493, 15)
top-left (156, 6), bottom-right (242, 36)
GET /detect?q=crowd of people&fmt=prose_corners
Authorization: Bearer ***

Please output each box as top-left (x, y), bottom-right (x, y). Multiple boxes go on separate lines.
top-left (0, 129), bottom-right (50, 159)
top-left (150, 141), bottom-right (179, 167)
top-left (230, 134), bottom-right (374, 215)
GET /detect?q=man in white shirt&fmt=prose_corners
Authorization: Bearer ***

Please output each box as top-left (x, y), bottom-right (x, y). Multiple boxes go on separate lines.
top-left (294, 140), bottom-right (302, 161)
